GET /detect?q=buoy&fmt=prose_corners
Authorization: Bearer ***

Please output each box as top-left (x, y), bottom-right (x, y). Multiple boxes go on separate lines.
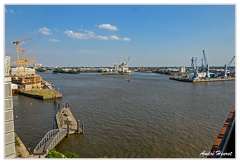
top-left (30, 103), bottom-right (32, 105)
top-left (16, 115), bottom-right (18, 118)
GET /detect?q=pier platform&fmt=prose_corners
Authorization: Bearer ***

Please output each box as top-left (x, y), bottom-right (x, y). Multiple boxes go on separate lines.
top-left (169, 77), bottom-right (235, 82)
top-left (56, 105), bottom-right (82, 134)
top-left (19, 90), bottom-right (62, 100)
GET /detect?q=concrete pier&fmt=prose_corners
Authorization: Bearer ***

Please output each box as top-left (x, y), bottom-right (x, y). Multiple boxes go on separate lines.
top-left (169, 76), bottom-right (235, 82)
top-left (55, 104), bottom-right (82, 134)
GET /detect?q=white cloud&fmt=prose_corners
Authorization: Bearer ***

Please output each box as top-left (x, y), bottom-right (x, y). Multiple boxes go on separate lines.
top-left (64, 30), bottom-right (94, 39)
top-left (64, 29), bottom-right (130, 42)
top-left (5, 8), bottom-right (14, 13)
top-left (96, 35), bottom-right (109, 40)
top-left (123, 37), bottom-right (131, 41)
top-left (39, 27), bottom-right (51, 35)
top-left (110, 35), bottom-right (120, 40)
top-left (48, 39), bottom-right (60, 42)
top-left (98, 24), bottom-right (118, 31)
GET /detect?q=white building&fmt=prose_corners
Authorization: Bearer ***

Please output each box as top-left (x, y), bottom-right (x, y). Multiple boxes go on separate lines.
top-left (180, 66), bottom-right (185, 72)
top-left (5, 76), bottom-right (16, 158)
top-left (11, 67), bottom-right (35, 76)
top-left (5, 56), bottom-right (11, 76)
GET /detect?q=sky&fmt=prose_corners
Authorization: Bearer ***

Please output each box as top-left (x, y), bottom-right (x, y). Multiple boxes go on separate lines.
top-left (3, 4), bottom-right (236, 68)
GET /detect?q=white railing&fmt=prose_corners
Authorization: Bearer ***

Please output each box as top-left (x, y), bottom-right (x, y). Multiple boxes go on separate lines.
top-left (33, 129), bottom-right (67, 154)
top-left (45, 129), bottom-right (67, 154)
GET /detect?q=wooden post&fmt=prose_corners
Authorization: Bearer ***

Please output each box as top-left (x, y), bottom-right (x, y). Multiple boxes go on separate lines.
top-left (77, 120), bottom-right (80, 134)
top-left (67, 121), bottom-right (70, 137)
top-left (57, 102), bottom-right (60, 110)
top-left (53, 123), bottom-right (55, 129)
top-left (82, 122), bottom-right (84, 134)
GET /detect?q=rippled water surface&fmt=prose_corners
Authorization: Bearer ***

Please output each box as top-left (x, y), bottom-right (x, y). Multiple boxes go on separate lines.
top-left (13, 71), bottom-right (235, 158)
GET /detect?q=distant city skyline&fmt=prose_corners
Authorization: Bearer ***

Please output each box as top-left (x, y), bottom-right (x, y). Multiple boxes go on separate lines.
top-left (4, 5), bottom-right (235, 67)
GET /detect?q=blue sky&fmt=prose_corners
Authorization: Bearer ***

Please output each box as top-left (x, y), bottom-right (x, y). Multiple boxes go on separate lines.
top-left (4, 5), bottom-right (235, 67)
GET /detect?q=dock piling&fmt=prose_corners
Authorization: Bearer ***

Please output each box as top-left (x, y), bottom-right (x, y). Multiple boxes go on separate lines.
top-left (82, 122), bottom-right (84, 134)
top-left (57, 103), bottom-right (60, 110)
top-left (77, 120), bottom-right (80, 134)
top-left (66, 120), bottom-right (70, 137)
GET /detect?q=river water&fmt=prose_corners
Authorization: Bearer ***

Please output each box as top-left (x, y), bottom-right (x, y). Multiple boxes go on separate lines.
top-left (12, 71), bottom-right (235, 158)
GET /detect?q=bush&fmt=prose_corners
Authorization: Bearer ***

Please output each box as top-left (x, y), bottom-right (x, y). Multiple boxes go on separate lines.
top-left (15, 136), bottom-right (20, 147)
top-left (64, 151), bottom-right (79, 158)
top-left (45, 149), bottom-right (64, 158)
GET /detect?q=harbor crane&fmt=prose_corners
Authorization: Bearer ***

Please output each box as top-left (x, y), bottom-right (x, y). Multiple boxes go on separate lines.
top-left (223, 56), bottom-right (235, 78)
top-left (20, 47), bottom-right (36, 76)
top-left (12, 38), bottom-right (32, 76)
top-left (202, 50), bottom-right (210, 79)
top-left (124, 54), bottom-right (131, 67)
top-left (191, 57), bottom-right (199, 80)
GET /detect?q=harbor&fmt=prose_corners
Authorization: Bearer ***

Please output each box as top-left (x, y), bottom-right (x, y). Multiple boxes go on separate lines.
top-left (12, 72), bottom-right (235, 158)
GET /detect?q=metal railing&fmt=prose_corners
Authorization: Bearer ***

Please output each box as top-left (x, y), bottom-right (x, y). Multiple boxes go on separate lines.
top-left (33, 129), bottom-right (67, 155)
top-left (45, 129), bottom-right (67, 154)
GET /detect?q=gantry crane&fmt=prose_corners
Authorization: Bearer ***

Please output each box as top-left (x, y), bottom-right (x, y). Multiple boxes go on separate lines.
top-left (223, 56), bottom-right (235, 78)
top-left (202, 50), bottom-right (210, 79)
top-left (12, 38), bottom-right (32, 76)
top-left (191, 57), bottom-right (199, 80)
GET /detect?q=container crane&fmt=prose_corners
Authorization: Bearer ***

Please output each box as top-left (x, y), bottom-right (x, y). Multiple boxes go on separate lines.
top-left (202, 50), bottom-right (210, 79)
top-left (223, 56), bottom-right (235, 78)
top-left (12, 38), bottom-right (32, 76)
top-left (191, 57), bottom-right (199, 80)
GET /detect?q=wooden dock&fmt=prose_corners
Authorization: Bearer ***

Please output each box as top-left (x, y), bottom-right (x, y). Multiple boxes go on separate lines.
top-left (169, 76), bottom-right (235, 82)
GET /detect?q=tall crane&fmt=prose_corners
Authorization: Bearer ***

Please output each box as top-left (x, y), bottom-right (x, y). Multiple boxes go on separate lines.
top-left (223, 56), bottom-right (235, 78)
top-left (12, 38), bottom-right (32, 76)
top-left (124, 54), bottom-right (131, 67)
top-left (33, 63), bottom-right (42, 88)
top-left (202, 50), bottom-right (210, 78)
top-left (191, 57), bottom-right (199, 80)
top-left (20, 47), bottom-right (36, 76)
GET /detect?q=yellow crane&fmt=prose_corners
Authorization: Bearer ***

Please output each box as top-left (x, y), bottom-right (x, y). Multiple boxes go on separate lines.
top-left (20, 47), bottom-right (36, 76)
top-left (12, 38), bottom-right (32, 76)
top-left (33, 63), bottom-right (42, 89)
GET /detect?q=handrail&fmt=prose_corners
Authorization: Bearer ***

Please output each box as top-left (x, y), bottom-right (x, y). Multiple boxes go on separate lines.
top-left (33, 129), bottom-right (64, 154)
top-left (45, 129), bottom-right (67, 153)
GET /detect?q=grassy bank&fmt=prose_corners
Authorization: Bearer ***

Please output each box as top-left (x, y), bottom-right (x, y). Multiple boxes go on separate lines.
top-left (19, 89), bottom-right (62, 100)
